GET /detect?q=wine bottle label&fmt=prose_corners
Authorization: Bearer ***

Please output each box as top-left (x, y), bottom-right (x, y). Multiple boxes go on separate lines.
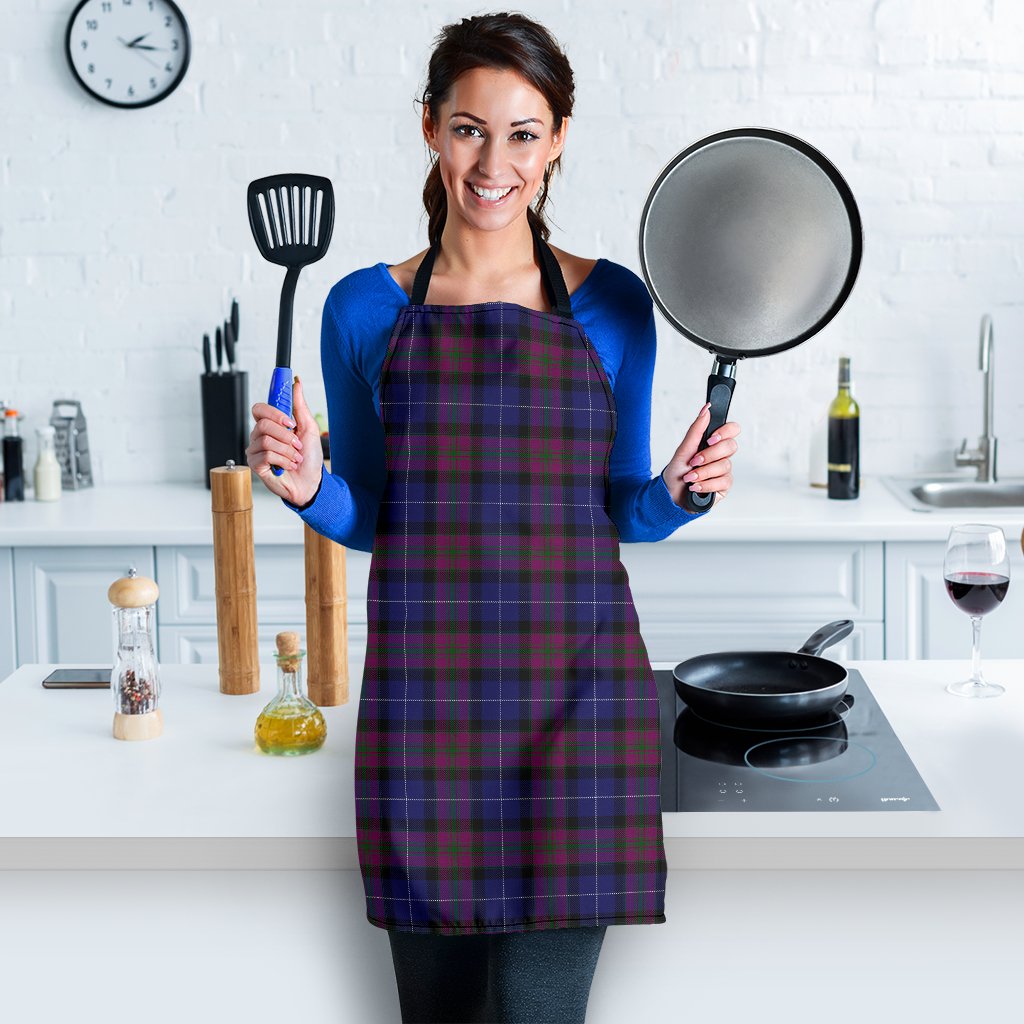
top-left (827, 462), bottom-right (853, 472)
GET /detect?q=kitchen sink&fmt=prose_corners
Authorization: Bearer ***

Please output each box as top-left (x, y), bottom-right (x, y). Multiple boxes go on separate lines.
top-left (882, 475), bottom-right (1024, 512)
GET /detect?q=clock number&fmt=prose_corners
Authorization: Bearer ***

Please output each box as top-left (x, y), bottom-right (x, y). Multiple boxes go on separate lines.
top-left (80, 40), bottom-right (88, 49)
top-left (87, 63), bottom-right (94, 73)
top-left (101, 2), bottom-right (111, 10)
top-left (171, 39), bottom-right (179, 51)
top-left (105, 79), bottom-right (112, 89)
top-left (86, 19), bottom-right (98, 30)
top-left (149, 77), bottom-right (157, 89)
top-left (165, 61), bottom-right (173, 72)
top-left (165, 15), bottom-right (172, 27)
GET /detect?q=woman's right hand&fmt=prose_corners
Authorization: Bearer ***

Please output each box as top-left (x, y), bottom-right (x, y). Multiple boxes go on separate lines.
top-left (246, 375), bottom-right (324, 505)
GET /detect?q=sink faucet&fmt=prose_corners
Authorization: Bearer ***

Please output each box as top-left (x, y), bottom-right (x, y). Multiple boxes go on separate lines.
top-left (955, 314), bottom-right (997, 483)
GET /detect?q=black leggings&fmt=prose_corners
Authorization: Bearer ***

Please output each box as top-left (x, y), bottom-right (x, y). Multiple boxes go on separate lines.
top-left (386, 925), bottom-right (607, 1024)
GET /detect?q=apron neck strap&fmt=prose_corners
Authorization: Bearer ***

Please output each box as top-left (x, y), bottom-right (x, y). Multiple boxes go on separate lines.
top-left (410, 220), bottom-right (573, 318)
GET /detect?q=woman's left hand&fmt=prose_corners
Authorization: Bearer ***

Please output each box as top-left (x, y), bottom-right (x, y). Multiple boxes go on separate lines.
top-left (661, 401), bottom-right (742, 508)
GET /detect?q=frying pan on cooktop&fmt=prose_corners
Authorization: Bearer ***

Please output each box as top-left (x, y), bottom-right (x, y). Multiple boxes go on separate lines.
top-left (672, 619), bottom-right (854, 726)
top-left (638, 127), bottom-right (863, 512)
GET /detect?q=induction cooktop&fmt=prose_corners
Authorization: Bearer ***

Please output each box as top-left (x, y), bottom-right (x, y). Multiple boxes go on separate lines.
top-left (655, 668), bottom-right (940, 812)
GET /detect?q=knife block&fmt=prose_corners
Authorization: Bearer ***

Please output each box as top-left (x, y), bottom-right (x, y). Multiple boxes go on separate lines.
top-left (201, 372), bottom-right (249, 489)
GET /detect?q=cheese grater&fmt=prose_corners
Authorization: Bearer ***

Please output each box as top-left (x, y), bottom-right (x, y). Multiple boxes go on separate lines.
top-left (50, 400), bottom-right (93, 489)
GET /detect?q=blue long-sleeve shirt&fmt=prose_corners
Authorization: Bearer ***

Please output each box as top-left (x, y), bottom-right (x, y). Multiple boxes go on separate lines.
top-left (285, 256), bottom-right (706, 552)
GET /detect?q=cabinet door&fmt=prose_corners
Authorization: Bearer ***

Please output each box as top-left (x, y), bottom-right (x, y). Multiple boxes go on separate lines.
top-left (156, 545), bottom-right (372, 626)
top-left (621, 542), bottom-right (884, 625)
top-left (885, 541), bottom-right (1023, 659)
top-left (158, 623), bottom-right (368, 666)
top-left (13, 546), bottom-right (155, 663)
top-left (0, 548), bottom-right (14, 678)
top-left (640, 620), bottom-right (883, 665)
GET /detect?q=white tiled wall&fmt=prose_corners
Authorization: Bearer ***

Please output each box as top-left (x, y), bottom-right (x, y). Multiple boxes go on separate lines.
top-left (2, 0), bottom-right (1022, 485)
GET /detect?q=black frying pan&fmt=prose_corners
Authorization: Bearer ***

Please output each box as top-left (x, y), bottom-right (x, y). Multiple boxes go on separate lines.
top-left (638, 127), bottom-right (863, 513)
top-left (672, 620), bottom-right (854, 726)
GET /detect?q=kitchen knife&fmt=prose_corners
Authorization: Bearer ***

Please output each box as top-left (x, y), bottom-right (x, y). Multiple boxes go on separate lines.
top-left (215, 326), bottom-right (223, 374)
top-left (224, 319), bottom-right (236, 372)
top-left (202, 333), bottom-right (211, 375)
top-left (230, 298), bottom-right (239, 351)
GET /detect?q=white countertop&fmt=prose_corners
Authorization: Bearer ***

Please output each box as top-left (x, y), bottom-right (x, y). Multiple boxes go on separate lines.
top-left (2, 473), bottom-right (1023, 546)
top-left (3, 657), bottom-right (1024, 870)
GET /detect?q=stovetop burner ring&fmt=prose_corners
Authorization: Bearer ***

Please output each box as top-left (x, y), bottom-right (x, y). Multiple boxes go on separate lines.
top-left (742, 736), bottom-right (878, 783)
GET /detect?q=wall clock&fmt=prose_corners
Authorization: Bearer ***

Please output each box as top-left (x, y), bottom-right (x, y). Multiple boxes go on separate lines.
top-left (64, 0), bottom-right (191, 109)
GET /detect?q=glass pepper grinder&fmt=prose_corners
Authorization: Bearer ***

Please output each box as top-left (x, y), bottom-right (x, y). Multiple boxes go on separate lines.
top-left (255, 631), bottom-right (327, 756)
top-left (107, 568), bottom-right (163, 741)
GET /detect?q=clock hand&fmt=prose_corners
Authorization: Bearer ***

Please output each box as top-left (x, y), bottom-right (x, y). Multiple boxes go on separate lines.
top-left (126, 33), bottom-right (150, 47)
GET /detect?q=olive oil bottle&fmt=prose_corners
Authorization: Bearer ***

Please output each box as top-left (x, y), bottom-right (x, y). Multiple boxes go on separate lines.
top-left (255, 632), bottom-right (327, 755)
top-left (827, 356), bottom-right (860, 500)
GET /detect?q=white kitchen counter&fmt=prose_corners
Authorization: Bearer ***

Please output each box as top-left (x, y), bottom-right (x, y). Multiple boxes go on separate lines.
top-left (3, 657), bottom-right (1023, 870)
top-left (1, 473), bottom-right (1022, 545)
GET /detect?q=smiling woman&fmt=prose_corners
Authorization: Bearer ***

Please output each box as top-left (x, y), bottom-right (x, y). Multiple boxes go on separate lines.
top-left (245, 10), bottom-right (740, 1024)
top-left (401, 63), bottom-right (575, 309)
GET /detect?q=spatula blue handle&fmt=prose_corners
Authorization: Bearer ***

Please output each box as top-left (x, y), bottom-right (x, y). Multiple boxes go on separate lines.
top-left (267, 366), bottom-right (293, 477)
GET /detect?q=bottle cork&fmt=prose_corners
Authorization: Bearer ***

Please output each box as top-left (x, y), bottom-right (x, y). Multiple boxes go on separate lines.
top-left (275, 630), bottom-right (302, 673)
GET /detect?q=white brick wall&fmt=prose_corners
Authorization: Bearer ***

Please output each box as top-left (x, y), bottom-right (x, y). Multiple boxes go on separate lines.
top-left (1, 0), bottom-right (1022, 486)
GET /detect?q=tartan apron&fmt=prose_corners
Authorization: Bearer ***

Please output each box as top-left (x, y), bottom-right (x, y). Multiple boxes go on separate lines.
top-left (355, 221), bottom-right (668, 935)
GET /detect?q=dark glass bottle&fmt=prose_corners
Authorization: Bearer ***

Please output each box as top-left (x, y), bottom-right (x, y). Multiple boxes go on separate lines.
top-left (827, 358), bottom-right (860, 500)
top-left (3, 409), bottom-right (25, 502)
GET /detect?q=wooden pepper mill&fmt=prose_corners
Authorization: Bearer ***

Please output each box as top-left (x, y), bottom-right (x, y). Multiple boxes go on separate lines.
top-left (108, 569), bottom-right (163, 741)
top-left (210, 460), bottom-right (260, 694)
top-left (304, 522), bottom-right (349, 706)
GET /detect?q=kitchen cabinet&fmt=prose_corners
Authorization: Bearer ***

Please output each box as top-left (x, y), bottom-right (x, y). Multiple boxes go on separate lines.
top-left (13, 546), bottom-right (154, 663)
top-left (885, 542), bottom-right (1024, 659)
top-left (2, 477), bottom-right (1020, 669)
top-left (2, 538), bottom-right (889, 669)
top-left (154, 544), bottom-right (371, 665)
top-left (622, 541), bottom-right (885, 661)
top-left (0, 548), bottom-right (14, 680)
top-left (153, 541), bottom-right (885, 667)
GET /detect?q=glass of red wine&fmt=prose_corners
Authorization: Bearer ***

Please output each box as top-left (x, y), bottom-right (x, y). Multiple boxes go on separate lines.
top-left (943, 524), bottom-right (1010, 698)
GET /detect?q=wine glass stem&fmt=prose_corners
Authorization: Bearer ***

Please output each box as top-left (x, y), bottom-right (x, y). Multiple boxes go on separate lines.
top-left (970, 615), bottom-right (984, 686)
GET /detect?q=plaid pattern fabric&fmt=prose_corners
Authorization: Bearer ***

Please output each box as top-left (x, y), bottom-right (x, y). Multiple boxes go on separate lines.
top-left (355, 298), bottom-right (667, 935)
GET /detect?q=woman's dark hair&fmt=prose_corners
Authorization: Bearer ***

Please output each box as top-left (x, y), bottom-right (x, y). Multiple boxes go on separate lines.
top-left (417, 12), bottom-right (576, 245)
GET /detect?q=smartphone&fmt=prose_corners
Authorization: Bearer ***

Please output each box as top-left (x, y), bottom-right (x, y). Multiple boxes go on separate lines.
top-left (42, 668), bottom-right (112, 689)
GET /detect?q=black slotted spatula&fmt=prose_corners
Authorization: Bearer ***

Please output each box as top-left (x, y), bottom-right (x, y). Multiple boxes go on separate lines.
top-left (246, 173), bottom-right (335, 475)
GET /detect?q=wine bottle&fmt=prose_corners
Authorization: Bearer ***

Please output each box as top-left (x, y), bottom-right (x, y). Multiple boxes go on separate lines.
top-left (827, 357), bottom-right (860, 500)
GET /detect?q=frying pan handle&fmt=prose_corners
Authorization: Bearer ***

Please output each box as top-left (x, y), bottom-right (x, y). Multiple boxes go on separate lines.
top-left (682, 359), bottom-right (736, 513)
top-left (267, 367), bottom-right (293, 477)
top-left (798, 620), bottom-right (854, 657)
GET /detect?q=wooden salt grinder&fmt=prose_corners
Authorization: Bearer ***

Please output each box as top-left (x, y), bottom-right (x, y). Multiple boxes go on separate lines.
top-left (304, 522), bottom-right (349, 706)
top-left (210, 461), bottom-right (260, 694)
